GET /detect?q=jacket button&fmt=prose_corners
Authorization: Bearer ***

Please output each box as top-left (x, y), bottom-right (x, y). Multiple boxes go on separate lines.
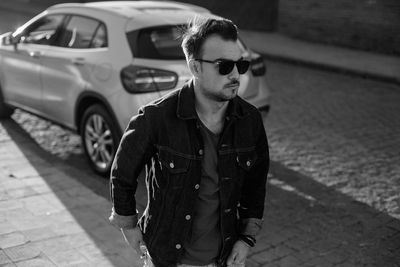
top-left (185, 215), bottom-right (191, 220)
top-left (225, 236), bottom-right (231, 242)
top-left (198, 149), bottom-right (203, 155)
top-left (195, 184), bottom-right (200, 190)
top-left (223, 177), bottom-right (231, 181)
top-left (246, 160), bottom-right (251, 167)
top-left (224, 208), bottom-right (231, 213)
top-left (176, 244), bottom-right (181, 249)
top-left (169, 162), bottom-right (175, 168)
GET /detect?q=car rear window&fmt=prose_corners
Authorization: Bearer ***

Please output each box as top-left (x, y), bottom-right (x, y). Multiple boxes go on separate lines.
top-left (126, 25), bottom-right (185, 60)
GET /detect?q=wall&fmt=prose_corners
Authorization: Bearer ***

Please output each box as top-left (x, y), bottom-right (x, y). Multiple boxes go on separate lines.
top-left (278, 0), bottom-right (400, 55)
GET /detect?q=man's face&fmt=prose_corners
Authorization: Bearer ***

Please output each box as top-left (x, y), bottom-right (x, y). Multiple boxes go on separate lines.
top-left (196, 34), bottom-right (242, 102)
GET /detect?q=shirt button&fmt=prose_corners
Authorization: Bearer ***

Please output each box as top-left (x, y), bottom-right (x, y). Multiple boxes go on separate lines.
top-left (169, 162), bottom-right (174, 168)
top-left (195, 184), bottom-right (200, 190)
top-left (198, 149), bottom-right (203, 155)
top-left (176, 244), bottom-right (181, 249)
top-left (224, 208), bottom-right (231, 213)
top-left (246, 160), bottom-right (251, 167)
top-left (185, 215), bottom-right (191, 220)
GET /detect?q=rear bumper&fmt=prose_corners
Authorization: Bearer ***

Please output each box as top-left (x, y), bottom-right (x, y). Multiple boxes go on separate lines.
top-left (243, 77), bottom-right (271, 112)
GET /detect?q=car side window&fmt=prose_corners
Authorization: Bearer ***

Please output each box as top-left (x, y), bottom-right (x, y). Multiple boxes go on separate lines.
top-left (90, 23), bottom-right (107, 48)
top-left (56, 15), bottom-right (107, 49)
top-left (21, 15), bottom-right (65, 45)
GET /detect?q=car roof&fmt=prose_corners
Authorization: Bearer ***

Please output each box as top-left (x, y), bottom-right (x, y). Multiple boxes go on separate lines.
top-left (49, 1), bottom-right (211, 18)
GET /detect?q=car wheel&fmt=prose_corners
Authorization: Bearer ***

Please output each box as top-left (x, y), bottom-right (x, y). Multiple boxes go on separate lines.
top-left (80, 104), bottom-right (120, 176)
top-left (0, 87), bottom-right (14, 119)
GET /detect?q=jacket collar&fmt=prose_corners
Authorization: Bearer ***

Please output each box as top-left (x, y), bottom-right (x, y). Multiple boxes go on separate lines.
top-left (176, 80), bottom-right (247, 120)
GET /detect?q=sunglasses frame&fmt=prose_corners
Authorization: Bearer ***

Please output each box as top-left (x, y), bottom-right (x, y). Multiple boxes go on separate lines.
top-left (195, 58), bottom-right (250, 75)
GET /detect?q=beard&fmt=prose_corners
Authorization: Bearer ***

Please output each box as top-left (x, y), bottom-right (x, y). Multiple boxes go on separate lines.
top-left (202, 80), bottom-right (240, 102)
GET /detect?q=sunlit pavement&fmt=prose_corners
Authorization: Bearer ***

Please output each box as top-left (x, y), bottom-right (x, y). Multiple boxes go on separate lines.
top-left (0, 119), bottom-right (142, 267)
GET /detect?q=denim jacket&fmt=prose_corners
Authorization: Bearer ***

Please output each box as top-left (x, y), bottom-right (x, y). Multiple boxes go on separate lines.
top-left (109, 81), bottom-right (269, 267)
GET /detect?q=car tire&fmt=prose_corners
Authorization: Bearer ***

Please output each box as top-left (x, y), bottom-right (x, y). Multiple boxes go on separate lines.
top-left (80, 104), bottom-right (121, 176)
top-left (0, 86), bottom-right (14, 119)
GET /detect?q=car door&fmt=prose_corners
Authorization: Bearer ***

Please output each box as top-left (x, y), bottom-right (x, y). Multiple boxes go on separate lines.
top-left (0, 14), bottom-right (65, 115)
top-left (40, 15), bottom-right (108, 128)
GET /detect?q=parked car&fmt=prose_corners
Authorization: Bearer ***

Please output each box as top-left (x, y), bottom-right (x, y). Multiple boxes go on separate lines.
top-left (0, 1), bottom-right (271, 176)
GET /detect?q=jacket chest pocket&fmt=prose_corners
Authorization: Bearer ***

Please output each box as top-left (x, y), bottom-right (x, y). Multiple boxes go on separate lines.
top-left (158, 148), bottom-right (191, 188)
top-left (236, 150), bottom-right (258, 172)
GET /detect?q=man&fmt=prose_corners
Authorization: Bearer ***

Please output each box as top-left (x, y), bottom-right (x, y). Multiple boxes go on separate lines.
top-left (109, 17), bottom-right (269, 267)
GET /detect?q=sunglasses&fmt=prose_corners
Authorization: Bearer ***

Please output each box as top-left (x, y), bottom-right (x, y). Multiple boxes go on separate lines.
top-left (195, 58), bottom-right (250, 75)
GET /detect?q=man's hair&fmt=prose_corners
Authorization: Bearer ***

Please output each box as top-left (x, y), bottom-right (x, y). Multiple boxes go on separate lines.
top-left (181, 16), bottom-right (238, 61)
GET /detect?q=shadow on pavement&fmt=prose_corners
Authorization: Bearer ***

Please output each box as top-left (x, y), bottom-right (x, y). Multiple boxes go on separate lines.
top-left (249, 161), bottom-right (400, 266)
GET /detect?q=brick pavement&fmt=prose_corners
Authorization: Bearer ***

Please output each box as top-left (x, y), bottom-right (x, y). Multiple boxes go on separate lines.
top-left (0, 120), bottom-right (143, 267)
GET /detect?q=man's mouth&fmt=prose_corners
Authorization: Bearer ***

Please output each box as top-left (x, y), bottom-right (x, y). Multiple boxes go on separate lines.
top-left (225, 82), bottom-right (240, 89)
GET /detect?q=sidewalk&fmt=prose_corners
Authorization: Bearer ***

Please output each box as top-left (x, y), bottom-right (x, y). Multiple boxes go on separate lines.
top-left (0, 0), bottom-right (399, 85)
top-left (0, 120), bottom-right (143, 267)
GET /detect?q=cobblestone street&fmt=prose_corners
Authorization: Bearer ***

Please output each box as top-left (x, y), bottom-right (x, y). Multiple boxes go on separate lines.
top-left (1, 61), bottom-right (399, 266)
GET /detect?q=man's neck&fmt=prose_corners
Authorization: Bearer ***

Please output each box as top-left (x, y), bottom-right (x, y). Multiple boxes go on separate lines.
top-left (193, 83), bottom-right (229, 135)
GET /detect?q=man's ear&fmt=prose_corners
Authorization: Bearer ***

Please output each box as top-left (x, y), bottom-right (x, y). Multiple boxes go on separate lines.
top-left (188, 59), bottom-right (201, 77)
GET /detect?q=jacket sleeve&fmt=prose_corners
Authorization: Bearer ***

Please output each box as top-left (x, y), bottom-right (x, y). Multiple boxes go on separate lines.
top-left (109, 108), bottom-right (154, 228)
top-left (238, 111), bottom-right (269, 236)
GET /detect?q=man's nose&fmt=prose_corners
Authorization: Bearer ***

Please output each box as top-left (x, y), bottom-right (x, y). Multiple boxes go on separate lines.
top-left (228, 64), bottom-right (240, 79)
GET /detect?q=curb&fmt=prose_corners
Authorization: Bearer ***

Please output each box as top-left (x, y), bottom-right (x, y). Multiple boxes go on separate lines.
top-left (261, 52), bottom-right (400, 86)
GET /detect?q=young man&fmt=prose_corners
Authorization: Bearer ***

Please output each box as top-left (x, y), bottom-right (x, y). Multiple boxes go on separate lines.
top-left (109, 17), bottom-right (269, 267)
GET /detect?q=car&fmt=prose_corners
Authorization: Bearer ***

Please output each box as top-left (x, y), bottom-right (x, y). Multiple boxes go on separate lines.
top-left (0, 1), bottom-right (271, 176)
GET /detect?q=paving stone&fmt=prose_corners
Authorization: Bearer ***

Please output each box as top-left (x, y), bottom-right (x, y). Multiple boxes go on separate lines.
top-left (0, 221), bottom-right (17, 235)
top-left (21, 227), bottom-right (58, 242)
top-left (245, 258), bottom-right (261, 267)
top-left (278, 255), bottom-right (301, 267)
top-left (49, 221), bottom-right (84, 236)
top-left (0, 249), bottom-right (12, 265)
top-left (30, 237), bottom-right (73, 255)
top-left (250, 250), bottom-right (278, 264)
top-left (46, 248), bottom-right (89, 266)
top-left (0, 232), bottom-right (28, 249)
top-left (3, 243), bottom-right (41, 262)
top-left (75, 244), bottom-right (105, 262)
top-left (59, 232), bottom-right (95, 248)
top-left (0, 200), bottom-right (24, 213)
top-left (15, 254), bottom-right (56, 267)
top-left (8, 213), bottom-right (49, 232)
top-left (7, 186), bottom-right (38, 200)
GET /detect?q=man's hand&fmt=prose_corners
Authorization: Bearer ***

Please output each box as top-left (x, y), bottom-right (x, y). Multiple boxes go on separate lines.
top-left (227, 240), bottom-right (250, 266)
top-left (121, 227), bottom-right (146, 256)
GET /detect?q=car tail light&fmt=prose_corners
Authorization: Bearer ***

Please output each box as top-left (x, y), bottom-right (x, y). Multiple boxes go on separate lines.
top-left (250, 55), bottom-right (266, 76)
top-left (120, 65), bottom-right (178, 93)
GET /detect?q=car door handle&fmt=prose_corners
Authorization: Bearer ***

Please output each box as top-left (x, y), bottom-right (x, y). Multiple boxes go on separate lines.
top-left (71, 58), bottom-right (85, 66)
top-left (29, 51), bottom-right (42, 58)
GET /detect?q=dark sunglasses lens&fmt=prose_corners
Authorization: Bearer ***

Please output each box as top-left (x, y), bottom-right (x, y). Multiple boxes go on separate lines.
top-left (218, 61), bottom-right (235, 75)
top-left (237, 60), bottom-right (250, 74)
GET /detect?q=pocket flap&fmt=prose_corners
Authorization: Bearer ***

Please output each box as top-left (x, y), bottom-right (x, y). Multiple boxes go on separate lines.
top-left (236, 151), bottom-right (258, 171)
top-left (158, 148), bottom-right (190, 174)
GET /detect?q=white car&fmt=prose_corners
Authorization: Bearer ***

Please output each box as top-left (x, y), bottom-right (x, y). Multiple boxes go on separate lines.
top-left (0, 1), bottom-right (271, 175)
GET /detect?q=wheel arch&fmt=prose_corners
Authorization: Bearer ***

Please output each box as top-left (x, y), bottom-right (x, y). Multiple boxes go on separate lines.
top-left (75, 91), bottom-right (122, 138)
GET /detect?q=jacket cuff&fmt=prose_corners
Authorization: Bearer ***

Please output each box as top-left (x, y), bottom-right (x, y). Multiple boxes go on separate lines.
top-left (240, 218), bottom-right (263, 238)
top-left (109, 207), bottom-right (138, 229)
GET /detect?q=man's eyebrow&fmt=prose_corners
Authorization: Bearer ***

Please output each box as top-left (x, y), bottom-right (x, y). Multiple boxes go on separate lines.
top-left (215, 56), bottom-right (244, 61)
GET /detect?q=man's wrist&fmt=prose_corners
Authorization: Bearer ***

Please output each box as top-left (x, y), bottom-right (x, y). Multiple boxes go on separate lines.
top-left (238, 235), bottom-right (256, 248)
top-left (109, 207), bottom-right (138, 229)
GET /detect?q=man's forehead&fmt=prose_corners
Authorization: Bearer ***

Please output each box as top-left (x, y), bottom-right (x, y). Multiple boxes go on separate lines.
top-left (201, 35), bottom-right (241, 60)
